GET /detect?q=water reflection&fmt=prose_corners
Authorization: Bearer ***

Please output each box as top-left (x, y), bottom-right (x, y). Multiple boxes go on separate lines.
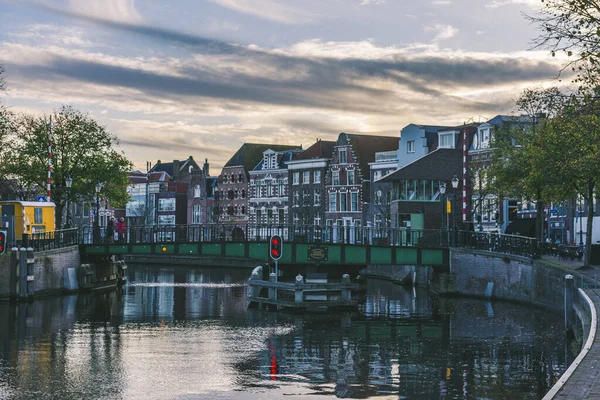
top-left (0, 266), bottom-right (573, 400)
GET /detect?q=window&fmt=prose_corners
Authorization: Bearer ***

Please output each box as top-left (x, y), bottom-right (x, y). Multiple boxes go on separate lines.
top-left (314, 213), bottom-right (321, 226)
top-left (256, 209), bottom-right (261, 223)
top-left (267, 209), bottom-right (273, 223)
top-left (339, 149), bottom-right (347, 164)
top-left (227, 206), bottom-right (234, 215)
top-left (278, 180), bottom-right (284, 196)
top-left (34, 208), bottom-right (43, 224)
top-left (158, 198), bottom-right (176, 211)
top-left (234, 206), bottom-right (238, 215)
top-left (193, 204), bottom-right (202, 224)
top-left (374, 171), bottom-right (382, 181)
top-left (303, 188), bottom-right (310, 203)
top-left (329, 192), bottom-right (337, 212)
top-left (332, 170), bottom-right (340, 186)
top-left (255, 182), bottom-right (261, 198)
top-left (278, 209), bottom-right (285, 224)
top-left (314, 189), bottom-right (321, 205)
top-left (267, 184), bottom-right (274, 197)
top-left (194, 185), bottom-right (201, 198)
top-left (351, 192), bottom-right (358, 211)
top-left (314, 170), bottom-right (321, 184)
top-left (158, 215), bottom-right (175, 225)
top-left (407, 140), bottom-right (415, 153)
top-left (439, 132), bottom-right (455, 149)
top-left (238, 173), bottom-right (243, 183)
top-left (241, 189), bottom-right (246, 199)
top-left (375, 190), bottom-right (382, 205)
top-left (293, 190), bottom-right (300, 206)
top-left (222, 175), bottom-right (228, 184)
top-left (293, 172), bottom-right (299, 185)
top-left (347, 170), bottom-right (355, 185)
top-left (241, 206), bottom-right (246, 215)
top-left (227, 190), bottom-right (234, 200)
top-left (340, 192), bottom-right (347, 211)
top-left (303, 171), bottom-right (310, 184)
top-left (234, 190), bottom-right (239, 199)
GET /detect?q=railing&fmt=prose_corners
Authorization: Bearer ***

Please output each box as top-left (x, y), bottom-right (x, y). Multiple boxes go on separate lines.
top-left (28, 228), bottom-right (79, 252)
top-left (453, 230), bottom-right (540, 259)
top-left (75, 224), bottom-right (542, 259)
top-left (79, 224), bottom-right (446, 248)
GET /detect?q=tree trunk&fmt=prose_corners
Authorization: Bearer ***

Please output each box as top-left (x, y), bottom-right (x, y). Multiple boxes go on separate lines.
top-left (585, 181), bottom-right (594, 268)
top-left (536, 194), bottom-right (544, 242)
top-left (55, 200), bottom-right (64, 231)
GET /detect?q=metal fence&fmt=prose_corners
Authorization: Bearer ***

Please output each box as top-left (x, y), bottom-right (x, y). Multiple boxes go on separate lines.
top-left (453, 230), bottom-right (540, 259)
top-left (28, 228), bottom-right (79, 252)
top-left (79, 224), bottom-right (447, 248)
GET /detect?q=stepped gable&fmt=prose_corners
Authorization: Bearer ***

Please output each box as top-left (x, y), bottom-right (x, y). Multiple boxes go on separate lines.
top-left (345, 133), bottom-right (399, 176)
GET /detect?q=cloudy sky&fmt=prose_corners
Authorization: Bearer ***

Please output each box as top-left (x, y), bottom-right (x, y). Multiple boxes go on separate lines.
top-left (0, 0), bottom-right (566, 173)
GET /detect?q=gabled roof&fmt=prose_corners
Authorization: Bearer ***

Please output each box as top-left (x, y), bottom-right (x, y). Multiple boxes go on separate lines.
top-left (223, 143), bottom-right (302, 174)
top-left (294, 140), bottom-right (336, 161)
top-left (252, 149), bottom-right (303, 171)
top-left (344, 133), bottom-right (399, 176)
top-left (149, 156), bottom-right (199, 178)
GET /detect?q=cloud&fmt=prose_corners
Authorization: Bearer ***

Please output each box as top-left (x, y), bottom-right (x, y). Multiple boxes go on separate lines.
top-left (69, 0), bottom-right (142, 23)
top-left (206, 0), bottom-right (318, 24)
top-left (425, 23), bottom-right (458, 42)
top-left (360, 0), bottom-right (386, 5)
top-left (431, 1), bottom-right (453, 4)
top-left (485, 0), bottom-right (540, 8)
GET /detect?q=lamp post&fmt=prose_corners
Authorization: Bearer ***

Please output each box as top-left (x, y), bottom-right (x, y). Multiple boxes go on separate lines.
top-left (65, 175), bottom-right (72, 229)
top-left (440, 182), bottom-right (447, 245)
top-left (451, 175), bottom-right (459, 244)
top-left (94, 183), bottom-right (101, 243)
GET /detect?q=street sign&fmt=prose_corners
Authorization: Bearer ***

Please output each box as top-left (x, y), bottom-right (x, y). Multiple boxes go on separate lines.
top-left (446, 200), bottom-right (451, 213)
top-left (550, 209), bottom-right (558, 215)
top-left (308, 246), bottom-right (328, 262)
top-left (37, 196), bottom-right (46, 202)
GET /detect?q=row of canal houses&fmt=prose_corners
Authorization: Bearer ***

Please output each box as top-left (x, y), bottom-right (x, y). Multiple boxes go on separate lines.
top-left (126, 115), bottom-right (521, 239)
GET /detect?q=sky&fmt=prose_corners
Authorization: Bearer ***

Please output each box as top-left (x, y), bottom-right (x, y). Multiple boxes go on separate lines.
top-left (0, 0), bottom-right (568, 174)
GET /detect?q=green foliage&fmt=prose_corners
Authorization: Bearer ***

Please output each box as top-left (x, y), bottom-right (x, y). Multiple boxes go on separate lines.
top-left (2, 105), bottom-right (132, 226)
top-left (528, 0), bottom-right (600, 87)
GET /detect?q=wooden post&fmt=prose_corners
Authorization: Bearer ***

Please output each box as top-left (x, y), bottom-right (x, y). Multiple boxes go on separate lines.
top-left (295, 274), bottom-right (304, 304)
top-left (18, 248), bottom-right (27, 299)
top-left (565, 274), bottom-right (574, 332)
top-left (341, 274), bottom-right (351, 303)
top-left (268, 273), bottom-right (277, 302)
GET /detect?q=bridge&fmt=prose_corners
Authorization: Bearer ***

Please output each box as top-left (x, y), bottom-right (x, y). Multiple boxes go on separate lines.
top-left (26, 224), bottom-right (540, 267)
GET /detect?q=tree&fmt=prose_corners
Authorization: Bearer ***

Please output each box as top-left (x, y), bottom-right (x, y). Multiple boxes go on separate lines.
top-left (3, 106), bottom-right (132, 228)
top-left (488, 88), bottom-right (565, 241)
top-left (539, 89), bottom-right (600, 267)
top-left (528, 0), bottom-right (600, 87)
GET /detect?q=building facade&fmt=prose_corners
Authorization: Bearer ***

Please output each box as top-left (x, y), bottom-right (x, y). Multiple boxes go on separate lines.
top-left (248, 148), bottom-right (303, 231)
top-left (325, 132), bottom-right (399, 241)
top-left (367, 150), bottom-right (398, 231)
top-left (187, 158), bottom-right (216, 225)
top-left (286, 139), bottom-right (336, 227)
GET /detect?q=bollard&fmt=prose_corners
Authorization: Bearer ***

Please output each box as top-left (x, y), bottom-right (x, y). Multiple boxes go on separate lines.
top-left (295, 274), bottom-right (304, 304)
top-left (565, 274), bottom-right (575, 332)
top-left (248, 269), bottom-right (260, 299)
top-left (341, 274), bottom-right (351, 302)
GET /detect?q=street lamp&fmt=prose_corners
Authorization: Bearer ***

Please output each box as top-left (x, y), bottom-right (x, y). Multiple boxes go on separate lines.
top-left (94, 183), bottom-right (101, 243)
top-left (440, 182), bottom-right (447, 244)
top-left (451, 175), bottom-right (459, 245)
top-left (65, 175), bottom-right (72, 229)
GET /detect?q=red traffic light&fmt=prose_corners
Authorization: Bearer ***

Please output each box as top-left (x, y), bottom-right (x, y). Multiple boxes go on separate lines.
top-left (0, 231), bottom-right (6, 255)
top-left (270, 235), bottom-right (282, 260)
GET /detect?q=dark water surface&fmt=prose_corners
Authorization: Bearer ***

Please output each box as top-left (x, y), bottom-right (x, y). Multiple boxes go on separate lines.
top-left (0, 265), bottom-right (574, 400)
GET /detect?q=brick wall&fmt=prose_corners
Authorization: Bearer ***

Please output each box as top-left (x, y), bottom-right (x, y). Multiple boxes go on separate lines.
top-left (0, 252), bottom-right (13, 298)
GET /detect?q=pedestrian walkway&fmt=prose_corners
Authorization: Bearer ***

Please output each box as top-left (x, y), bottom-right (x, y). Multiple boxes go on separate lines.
top-left (541, 255), bottom-right (600, 287)
top-left (549, 288), bottom-right (600, 399)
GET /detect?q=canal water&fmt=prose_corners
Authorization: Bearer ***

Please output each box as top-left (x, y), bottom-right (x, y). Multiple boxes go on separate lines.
top-left (0, 265), bottom-right (574, 400)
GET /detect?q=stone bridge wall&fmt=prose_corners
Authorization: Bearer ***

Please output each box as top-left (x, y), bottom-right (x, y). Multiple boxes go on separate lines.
top-left (451, 248), bottom-right (571, 311)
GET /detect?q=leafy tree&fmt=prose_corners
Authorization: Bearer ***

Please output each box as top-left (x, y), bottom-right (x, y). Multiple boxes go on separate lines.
top-left (528, 0), bottom-right (600, 87)
top-left (488, 88), bottom-right (565, 241)
top-left (540, 89), bottom-right (600, 266)
top-left (3, 106), bottom-right (132, 228)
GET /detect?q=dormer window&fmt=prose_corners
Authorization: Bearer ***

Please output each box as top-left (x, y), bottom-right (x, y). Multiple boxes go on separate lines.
top-left (438, 131), bottom-right (457, 149)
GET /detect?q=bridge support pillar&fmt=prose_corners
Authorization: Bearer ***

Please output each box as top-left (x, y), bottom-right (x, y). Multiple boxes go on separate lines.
top-left (565, 274), bottom-right (575, 333)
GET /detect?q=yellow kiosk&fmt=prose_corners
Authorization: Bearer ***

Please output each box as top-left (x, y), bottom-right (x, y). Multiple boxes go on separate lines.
top-left (0, 201), bottom-right (56, 240)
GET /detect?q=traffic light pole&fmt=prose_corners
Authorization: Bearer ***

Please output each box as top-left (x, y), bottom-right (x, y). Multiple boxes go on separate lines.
top-left (275, 259), bottom-right (278, 282)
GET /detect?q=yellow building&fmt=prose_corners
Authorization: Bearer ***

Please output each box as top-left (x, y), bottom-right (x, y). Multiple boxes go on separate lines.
top-left (0, 201), bottom-right (56, 240)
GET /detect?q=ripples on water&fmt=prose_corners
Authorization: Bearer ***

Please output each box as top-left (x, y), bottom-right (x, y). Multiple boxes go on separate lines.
top-left (0, 265), bottom-right (574, 400)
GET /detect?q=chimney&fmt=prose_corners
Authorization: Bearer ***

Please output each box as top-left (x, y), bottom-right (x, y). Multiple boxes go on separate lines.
top-left (173, 160), bottom-right (180, 181)
top-left (203, 158), bottom-right (210, 177)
